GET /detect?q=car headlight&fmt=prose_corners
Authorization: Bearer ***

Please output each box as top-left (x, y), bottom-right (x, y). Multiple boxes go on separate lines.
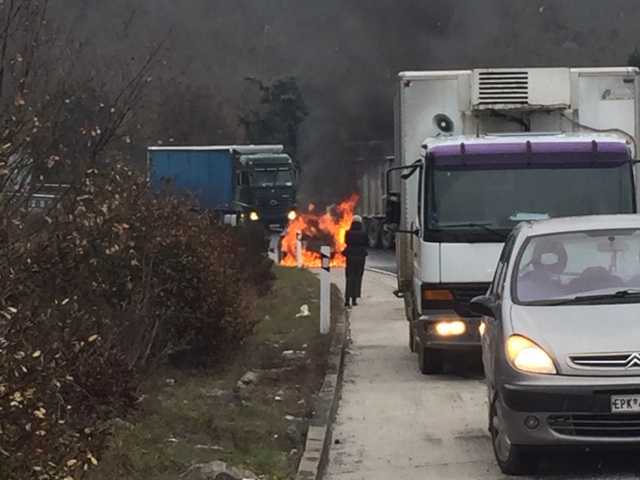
top-left (249, 211), bottom-right (259, 221)
top-left (505, 335), bottom-right (557, 375)
top-left (287, 210), bottom-right (297, 221)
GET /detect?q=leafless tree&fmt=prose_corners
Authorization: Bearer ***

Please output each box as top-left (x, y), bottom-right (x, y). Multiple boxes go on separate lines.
top-left (0, 0), bottom-right (166, 247)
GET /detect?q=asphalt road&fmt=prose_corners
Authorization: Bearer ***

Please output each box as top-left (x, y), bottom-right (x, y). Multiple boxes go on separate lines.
top-left (324, 271), bottom-right (640, 480)
top-left (363, 247), bottom-right (396, 275)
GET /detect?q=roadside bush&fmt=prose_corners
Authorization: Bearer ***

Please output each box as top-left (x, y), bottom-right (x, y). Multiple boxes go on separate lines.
top-left (0, 160), bottom-right (271, 478)
top-left (232, 221), bottom-right (276, 297)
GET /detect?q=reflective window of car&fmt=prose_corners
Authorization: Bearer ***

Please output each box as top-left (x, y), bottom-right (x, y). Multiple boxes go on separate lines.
top-left (512, 228), bottom-right (640, 303)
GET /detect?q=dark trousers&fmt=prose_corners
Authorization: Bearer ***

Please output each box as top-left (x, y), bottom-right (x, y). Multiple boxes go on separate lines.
top-left (345, 258), bottom-right (365, 300)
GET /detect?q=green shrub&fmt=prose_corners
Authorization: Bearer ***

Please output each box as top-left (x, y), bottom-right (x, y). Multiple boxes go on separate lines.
top-left (232, 221), bottom-right (277, 297)
top-left (0, 160), bottom-right (274, 478)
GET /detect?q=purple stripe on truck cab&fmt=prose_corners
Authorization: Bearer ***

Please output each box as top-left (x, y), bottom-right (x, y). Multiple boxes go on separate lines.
top-left (428, 140), bottom-right (632, 170)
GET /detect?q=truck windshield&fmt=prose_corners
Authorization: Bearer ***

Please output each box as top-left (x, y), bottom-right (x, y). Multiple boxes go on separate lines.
top-left (250, 169), bottom-right (294, 187)
top-left (425, 159), bottom-right (634, 240)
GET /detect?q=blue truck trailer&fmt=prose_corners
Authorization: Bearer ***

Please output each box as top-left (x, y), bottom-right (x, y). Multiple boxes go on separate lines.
top-left (147, 145), bottom-right (299, 229)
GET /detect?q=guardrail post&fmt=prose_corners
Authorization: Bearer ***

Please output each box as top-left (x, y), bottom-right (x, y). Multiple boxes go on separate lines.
top-left (320, 245), bottom-right (331, 334)
top-left (296, 231), bottom-right (303, 268)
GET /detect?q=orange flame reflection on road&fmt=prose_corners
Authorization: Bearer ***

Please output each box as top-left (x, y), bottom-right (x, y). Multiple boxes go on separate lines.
top-left (279, 193), bottom-right (359, 268)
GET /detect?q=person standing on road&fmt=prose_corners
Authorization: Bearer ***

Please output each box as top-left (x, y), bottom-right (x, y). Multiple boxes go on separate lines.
top-left (343, 215), bottom-right (368, 307)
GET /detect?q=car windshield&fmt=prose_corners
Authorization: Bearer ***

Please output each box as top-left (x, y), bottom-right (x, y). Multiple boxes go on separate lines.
top-left (427, 163), bottom-right (634, 230)
top-left (250, 169), bottom-right (293, 187)
top-left (513, 228), bottom-right (640, 304)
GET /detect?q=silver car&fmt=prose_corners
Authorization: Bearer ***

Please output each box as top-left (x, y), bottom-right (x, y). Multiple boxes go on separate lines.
top-left (471, 214), bottom-right (640, 475)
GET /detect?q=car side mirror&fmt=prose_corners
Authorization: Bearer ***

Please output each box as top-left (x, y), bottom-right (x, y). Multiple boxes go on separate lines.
top-left (470, 295), bottom-right (496, 317)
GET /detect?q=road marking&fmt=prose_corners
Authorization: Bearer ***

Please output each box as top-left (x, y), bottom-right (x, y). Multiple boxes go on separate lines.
top-left (364, 267), bottom-right (395, 277)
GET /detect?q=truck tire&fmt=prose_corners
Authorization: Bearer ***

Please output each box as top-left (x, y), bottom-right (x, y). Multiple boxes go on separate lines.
top-left (366, 219), bottom-right (381, 249)
top-left (380, 222), bottom-right (394, 250)
top-left (418, 347), bottom-right (444, 375)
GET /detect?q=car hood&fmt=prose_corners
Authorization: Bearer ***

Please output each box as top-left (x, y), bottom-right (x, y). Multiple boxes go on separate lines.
top-left (510, 303), bottom-right (640, 376)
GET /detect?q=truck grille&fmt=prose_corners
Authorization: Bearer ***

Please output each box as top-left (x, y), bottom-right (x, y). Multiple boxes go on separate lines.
top-left (422, 283), bottom-right (490, 317)
top-left (569, 353), bottom-right (640, 371)
top-left (258, 205), bottom-right (290, 218)
top-left (451, 285), bottom-right (490, 305)
top-left (475, 70), bottom-right (529, 106)
top-left (549, 414), bottom-right (640, 438)
top-left (451, 284), bottom-right (490, 316)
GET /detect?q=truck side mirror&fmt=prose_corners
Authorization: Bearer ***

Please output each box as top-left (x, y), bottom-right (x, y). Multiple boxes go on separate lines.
top-left (384, 192), bottom-right (401, 230)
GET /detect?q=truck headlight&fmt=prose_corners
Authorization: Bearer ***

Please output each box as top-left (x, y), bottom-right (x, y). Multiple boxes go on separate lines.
top-left (429, 319), bottom-right (466, 336)
top-left (506, 335), bottom-right (557, 375)
top-left (249, 211), bottom-right (260, 221)
top-left (287, 210), bottom-right (297, 221)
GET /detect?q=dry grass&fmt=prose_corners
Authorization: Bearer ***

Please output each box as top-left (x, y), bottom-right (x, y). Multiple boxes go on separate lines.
top-left (87, 266), bottom-right (342, 480)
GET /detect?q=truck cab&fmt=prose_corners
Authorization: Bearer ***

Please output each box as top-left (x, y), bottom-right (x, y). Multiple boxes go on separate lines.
top-left (385, 67), bottom-right (640, 375)
top-left (236, 150), bottom-right (299, 229)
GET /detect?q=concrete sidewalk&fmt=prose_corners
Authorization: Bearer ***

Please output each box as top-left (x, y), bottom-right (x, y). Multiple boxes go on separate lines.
top-left (329, 267), bottom-right (397, 305)
top-left (324, 270), bottom-right (503, 480)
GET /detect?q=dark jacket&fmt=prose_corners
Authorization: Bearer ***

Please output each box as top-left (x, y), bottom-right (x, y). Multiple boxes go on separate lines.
top-left (344, 222), bottom-right (368, 261)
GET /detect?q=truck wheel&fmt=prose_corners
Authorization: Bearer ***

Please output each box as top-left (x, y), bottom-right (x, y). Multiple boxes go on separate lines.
top-left (380, 223), bottom-right (393, 250)
top-left (367, 219), bottom-right (381, 249)
top-left (418, 347), bottom-right (444, 375)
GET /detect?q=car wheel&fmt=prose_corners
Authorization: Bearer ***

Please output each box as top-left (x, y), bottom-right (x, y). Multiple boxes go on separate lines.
top-left (409, 326), bottom-right (416, 352)
top-left (489, 397), bottom-right (540, 476)
top-left (418, 347), bottom-right (444, 374)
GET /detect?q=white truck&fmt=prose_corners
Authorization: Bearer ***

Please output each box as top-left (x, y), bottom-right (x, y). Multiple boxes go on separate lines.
top-left (385, 67), bottom-right (640, 374)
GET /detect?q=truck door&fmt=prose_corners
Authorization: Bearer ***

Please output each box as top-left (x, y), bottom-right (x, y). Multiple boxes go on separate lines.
top-left (236, 171), bottom-right (250, 208)
top-left (413, 162), bottom-right (424, 295)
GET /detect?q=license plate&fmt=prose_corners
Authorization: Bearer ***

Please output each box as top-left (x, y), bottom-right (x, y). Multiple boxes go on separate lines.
top-left (611, 395), bottom-right (640, 413)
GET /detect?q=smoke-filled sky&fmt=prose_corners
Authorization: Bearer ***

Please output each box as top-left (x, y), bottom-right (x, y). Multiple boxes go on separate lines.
top-left (52, 0), bottom-right (640, 202)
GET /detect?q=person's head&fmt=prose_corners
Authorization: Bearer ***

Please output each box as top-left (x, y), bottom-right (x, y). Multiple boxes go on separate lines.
top-left (351, 215), bottom-right (363, 229)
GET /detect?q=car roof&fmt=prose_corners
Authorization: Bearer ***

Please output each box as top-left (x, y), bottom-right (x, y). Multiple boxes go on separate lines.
top-left (519, 214), bottom-right (640, 238)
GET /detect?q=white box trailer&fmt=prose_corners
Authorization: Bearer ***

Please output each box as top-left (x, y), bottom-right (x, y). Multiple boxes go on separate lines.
top-left (386, 66), bottom-right (640, 374)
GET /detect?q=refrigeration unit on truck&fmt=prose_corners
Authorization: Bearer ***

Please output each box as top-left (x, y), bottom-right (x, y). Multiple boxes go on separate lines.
top-left (384, 67), bottom-right (640, 374)
top-left (147, 145), bottom-right (299, 229)
top-left (347, 140), bottom-right (396, 249)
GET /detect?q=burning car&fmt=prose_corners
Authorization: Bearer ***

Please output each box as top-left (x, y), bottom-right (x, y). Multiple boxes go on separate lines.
top-left (278, 193), bottom-right (359, 268)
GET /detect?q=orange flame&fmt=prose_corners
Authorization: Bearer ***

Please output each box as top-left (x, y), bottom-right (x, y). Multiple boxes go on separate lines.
top-left (279, 193), bottom-right (360, 268)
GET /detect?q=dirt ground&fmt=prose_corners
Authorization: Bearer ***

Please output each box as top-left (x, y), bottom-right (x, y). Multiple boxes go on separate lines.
top-left (88, 266), bottom-right (342, 480)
